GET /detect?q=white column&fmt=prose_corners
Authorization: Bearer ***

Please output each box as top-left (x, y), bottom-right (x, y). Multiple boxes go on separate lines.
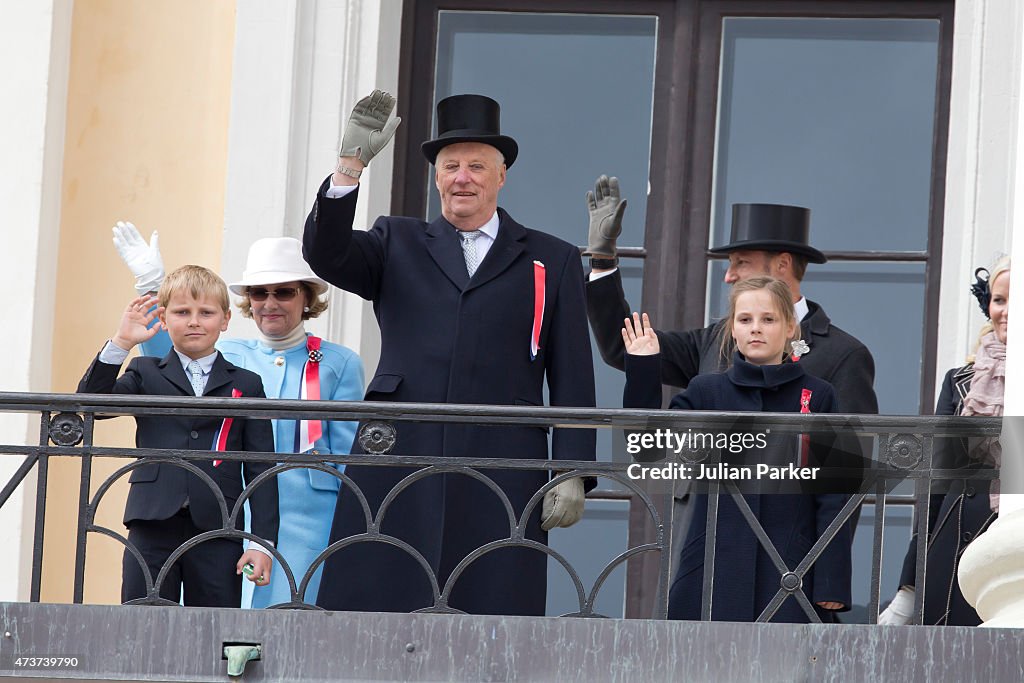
top-left (0, 0), bottom-right (72, 601)
top-left (935, 0), bottom-right (1018, 381)
top-left (221, 0), bottom-right (403, 378)
top-left (958, 0), bottom-right (1024, 627)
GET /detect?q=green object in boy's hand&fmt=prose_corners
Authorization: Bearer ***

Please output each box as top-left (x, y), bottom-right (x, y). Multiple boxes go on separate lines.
top-left (242, 562), bottom-right (255, 577)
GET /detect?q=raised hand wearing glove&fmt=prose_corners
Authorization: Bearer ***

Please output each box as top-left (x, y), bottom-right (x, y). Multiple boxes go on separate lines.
top-left (335, 89), bottom-right (402, 182)
top-left (877, 586), bottom-right (915, 625)
top-left (540, 477), bottom-right (585, 531)
top-left (584, 174), bottom-right (627, 260)
top-left (112, 221), bottom-right (165, 295)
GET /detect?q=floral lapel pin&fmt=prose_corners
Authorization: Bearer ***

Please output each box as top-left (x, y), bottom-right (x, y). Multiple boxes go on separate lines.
top-left (790, 339), bottom-right (810, 362)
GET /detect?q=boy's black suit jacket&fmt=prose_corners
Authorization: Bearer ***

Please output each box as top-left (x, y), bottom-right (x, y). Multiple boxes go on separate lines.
top-left (78, 348), bottom-right (279, 546)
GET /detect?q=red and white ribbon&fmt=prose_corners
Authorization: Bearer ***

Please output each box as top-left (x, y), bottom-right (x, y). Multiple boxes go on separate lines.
top-left (531, 261), bottom-right (545, 360)
top-left (212, 387), bottom-right (243, 467)
top-left (298, 336), bottom-right (323, 453)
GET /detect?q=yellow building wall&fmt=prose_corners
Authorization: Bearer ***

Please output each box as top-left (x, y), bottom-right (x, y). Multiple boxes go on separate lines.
top-left (45, 0), bottom-right (236, 603)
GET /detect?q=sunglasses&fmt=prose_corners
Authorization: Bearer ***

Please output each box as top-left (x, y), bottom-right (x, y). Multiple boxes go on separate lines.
top-left (247, 286), bottom-right (301, 302)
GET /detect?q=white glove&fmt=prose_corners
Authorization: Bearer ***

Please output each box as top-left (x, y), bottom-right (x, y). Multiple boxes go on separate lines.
top-left (877, 586), bottom-right (915, 625)
top-left (541, 477), bottom-right (585, 531)
top-left (112, 221), bottom-right (165, 295)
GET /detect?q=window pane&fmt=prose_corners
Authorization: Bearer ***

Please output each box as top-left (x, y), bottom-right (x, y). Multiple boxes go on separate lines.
top-left (708, 260), bottom-right (926, 415)
top-left (431, 10), bottom-right (659, 618)
top-left (711, 18), bottom-right (940, 252)
top-left (431, 12), bottom-right (657, 243)
top-left (432, 10), bottom-right (658, 456)
top-left (547, 499), bottom-right (630, 618)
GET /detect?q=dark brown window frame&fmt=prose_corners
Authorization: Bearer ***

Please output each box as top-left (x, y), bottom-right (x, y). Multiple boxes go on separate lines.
top-left (395, 0), bottom-right (955, 620)
top-left (685, 0), bottom-right (955, 416)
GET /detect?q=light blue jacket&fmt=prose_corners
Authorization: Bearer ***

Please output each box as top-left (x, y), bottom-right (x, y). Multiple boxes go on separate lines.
top-left (139, 331), bottom-right (364, 607)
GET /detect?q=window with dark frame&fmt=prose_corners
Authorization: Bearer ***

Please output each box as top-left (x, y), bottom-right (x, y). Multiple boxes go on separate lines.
top-left (395, 0), bottom-right (954, 620)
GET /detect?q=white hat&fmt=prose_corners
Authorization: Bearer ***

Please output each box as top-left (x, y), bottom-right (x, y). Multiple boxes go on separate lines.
top-left (228, 237), bottom-right (328, 295)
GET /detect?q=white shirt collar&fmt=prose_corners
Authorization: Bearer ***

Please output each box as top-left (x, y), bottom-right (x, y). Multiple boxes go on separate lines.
top-left (174, 349), bottom-right (219, 374)
top-left (794, 297), bottom-right (809, 322)
top-left (477, 211), bottom-right (500, 240)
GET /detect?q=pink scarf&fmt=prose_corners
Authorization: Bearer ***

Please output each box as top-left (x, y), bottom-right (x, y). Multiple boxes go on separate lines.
top-left (962, 331), bottom-right (1005, 511)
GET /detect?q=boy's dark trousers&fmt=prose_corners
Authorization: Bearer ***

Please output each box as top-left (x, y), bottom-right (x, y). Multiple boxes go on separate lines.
top-left (121, 508), bottom-right (244, 606)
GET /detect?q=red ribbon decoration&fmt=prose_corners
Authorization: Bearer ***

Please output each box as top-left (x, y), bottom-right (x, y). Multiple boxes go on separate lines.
top-left (301, 336), bottom-right (323, 449)
top-left (531, 261), bottom-right (546, 360)
top-left (798, 388), bottom-right (812, 467)
top-left (213, 387), bottom-right (243, 467)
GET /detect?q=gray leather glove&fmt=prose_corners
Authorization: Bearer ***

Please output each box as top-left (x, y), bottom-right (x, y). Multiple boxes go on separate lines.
top-left (339, 89), bottom-right (402, 166)
top-left (877, 586), bottom-right (915, 625)
top-left (541, 477), bottom-right (585, 531)
top-left (584, 174), bottom-right (627, 258)
top-left (112, 221), bottom-right (165, 295)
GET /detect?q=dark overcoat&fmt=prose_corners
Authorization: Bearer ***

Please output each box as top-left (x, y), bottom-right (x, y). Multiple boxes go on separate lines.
top-left (77, 349), bottom-right (279, 544)
top-left (587, 269), bottom-right (878, 414)
top-left (303, 181), bottom-right (596, 616)
top-left (624, 353), bottom-right (853, 622)
top-left (898, 363), bottom-right (996, 626)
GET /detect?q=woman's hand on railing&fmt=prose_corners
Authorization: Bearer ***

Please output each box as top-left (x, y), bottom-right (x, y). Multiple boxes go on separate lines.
top-left (877, 586), bottom-right (915, 625)
top-left (622, 312), bottom-right (660, 356)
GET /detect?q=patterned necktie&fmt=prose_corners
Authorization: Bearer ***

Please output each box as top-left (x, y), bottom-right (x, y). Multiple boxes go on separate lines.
top-left (187, 360), bottom-right (204, 397)
top-left (460, 230), bottom-right (484, 277)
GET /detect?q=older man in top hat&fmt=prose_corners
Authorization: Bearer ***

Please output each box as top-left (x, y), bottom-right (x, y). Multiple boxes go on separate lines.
top-left (302, 91), bottom-right (596, 616)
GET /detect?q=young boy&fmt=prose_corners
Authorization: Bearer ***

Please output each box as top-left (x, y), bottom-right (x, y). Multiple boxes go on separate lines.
top-left (78, 265), bottom-right (279, 607)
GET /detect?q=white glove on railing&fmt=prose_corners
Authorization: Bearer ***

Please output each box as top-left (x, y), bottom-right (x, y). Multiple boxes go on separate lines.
top-left (112, 221), bottom-right (165, 295)
top-left (540, 477), bottom-right (585, 531)
top-left (877, 587), bottom-right (915, 625)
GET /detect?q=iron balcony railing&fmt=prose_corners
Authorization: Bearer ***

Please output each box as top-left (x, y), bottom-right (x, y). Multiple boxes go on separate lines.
top-left (0, 391), bottom-right (1001, 624)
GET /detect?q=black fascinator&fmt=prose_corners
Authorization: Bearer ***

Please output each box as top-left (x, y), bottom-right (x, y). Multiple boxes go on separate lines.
top-left (970, 267), bottom-right (991, 318)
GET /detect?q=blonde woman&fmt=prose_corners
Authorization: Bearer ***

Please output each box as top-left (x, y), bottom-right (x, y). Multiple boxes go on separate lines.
top-left (880, 257), bottom-right (1009, 626)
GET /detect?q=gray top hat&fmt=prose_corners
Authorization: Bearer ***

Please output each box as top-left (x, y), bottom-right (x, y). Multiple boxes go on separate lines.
top-left (421, 94), bottom-right (519, 168)
top-left (709, 203), bottom-right (826, 264)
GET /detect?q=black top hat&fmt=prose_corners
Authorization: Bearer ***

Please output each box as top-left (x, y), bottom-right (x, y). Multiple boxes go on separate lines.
top-left (708, 203), bottom-right (826, 264)
top-left (421, 94), bottom-right (519, 168)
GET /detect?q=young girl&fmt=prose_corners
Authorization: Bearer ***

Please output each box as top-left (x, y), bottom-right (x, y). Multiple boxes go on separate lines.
top-left (623, 276), bottom-right (852, 623)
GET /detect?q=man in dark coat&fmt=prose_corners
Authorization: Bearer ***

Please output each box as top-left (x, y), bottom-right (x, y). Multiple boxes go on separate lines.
top-left (584, 176), bottom-right (878, 580)
top-left (303, 91), bottom-right (596, 616)
top-left (584, 177), bottom-right (877, 414)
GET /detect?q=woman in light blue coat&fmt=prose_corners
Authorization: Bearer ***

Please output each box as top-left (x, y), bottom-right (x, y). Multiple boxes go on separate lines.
top-left (114, 225), bottom-right (364, 607)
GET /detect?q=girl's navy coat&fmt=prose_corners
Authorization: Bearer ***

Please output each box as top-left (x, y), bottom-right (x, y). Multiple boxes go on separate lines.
top-left (624, 352), bottom-right (854, 623)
